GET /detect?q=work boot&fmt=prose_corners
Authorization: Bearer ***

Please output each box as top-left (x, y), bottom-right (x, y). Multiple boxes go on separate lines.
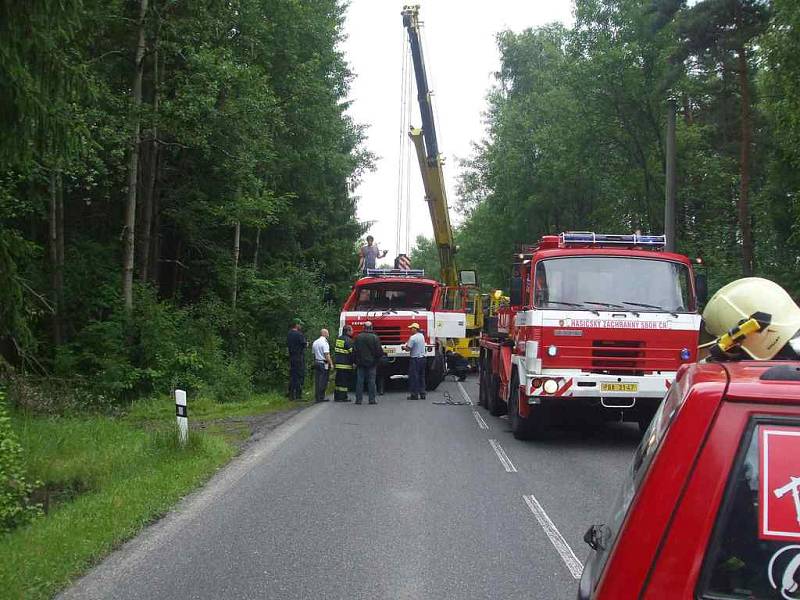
top-left (407, 394), bottom-right (419, 400)
top-left (420, 393), bottom-right (426, 399)
top-left (368, 401), bottom-right (378, 405)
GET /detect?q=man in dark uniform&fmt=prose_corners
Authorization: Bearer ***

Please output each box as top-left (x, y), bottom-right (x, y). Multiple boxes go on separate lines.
top-left (333, 325), bottom-right (354, 402)
top-left (353, 321), bottom-right (383, 405)
top-left (287, 319), bottom-right (307, 401)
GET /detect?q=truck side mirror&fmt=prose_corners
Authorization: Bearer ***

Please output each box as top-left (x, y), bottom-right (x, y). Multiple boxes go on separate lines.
top-left (510, 275), bottom-right (523, 306)
top-left (695, 272), bottom-right (708, 307)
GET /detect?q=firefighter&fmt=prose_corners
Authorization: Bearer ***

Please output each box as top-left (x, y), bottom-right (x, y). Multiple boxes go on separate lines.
top-left (333, 325), bottom-right (355, 402)
top-left (702, 277), bottom-right (800, 360)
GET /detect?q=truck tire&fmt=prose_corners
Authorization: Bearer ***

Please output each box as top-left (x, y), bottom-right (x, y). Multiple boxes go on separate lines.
top-left (509, 371), bottom-right (547, 440)
top-left (426, 349), bottom-right (445, 391)
top-left (487, 373), bottom-right (506, 417)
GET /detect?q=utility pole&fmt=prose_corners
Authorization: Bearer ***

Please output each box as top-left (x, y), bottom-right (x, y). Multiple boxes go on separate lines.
top-left (664, 100), bottom-right (677, 252)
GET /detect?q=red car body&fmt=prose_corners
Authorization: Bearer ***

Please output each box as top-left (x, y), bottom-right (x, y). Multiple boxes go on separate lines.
top-left (579, 360), bottom-right (800, 599)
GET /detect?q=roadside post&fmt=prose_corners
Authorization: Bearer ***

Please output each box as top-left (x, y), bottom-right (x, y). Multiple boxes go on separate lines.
top-left (175, 388), bottom-right (188, 446)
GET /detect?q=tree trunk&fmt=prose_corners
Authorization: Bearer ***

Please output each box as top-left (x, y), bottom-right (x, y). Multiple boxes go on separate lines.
top-left (56, 172), bottom-right (64, 329)
top-left (736, 46), bottom-right (754, 276)
top-left (139, 22), bottom-right (160, 283)
top-left (231, 221), bottom-right (241, 310)
top-left (122, 0), bottom-right (149, 313)
top-left (49, 171), bottom-right (61, 346)
top-left (252, 227), bottom-right (261, 269)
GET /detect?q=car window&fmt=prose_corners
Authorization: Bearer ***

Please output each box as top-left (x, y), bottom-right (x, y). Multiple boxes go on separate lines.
top-left (699, 420), bottom-right (800, 599)
top-left (585, 383), bottom-right (687, 585)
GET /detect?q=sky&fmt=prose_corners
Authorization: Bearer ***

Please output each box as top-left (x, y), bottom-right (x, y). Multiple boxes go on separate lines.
top-left (341, 0), bottom-right (574, 259)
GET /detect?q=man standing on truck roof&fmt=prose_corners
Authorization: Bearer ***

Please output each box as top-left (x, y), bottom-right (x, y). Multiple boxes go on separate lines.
top-left (359, 235), bottom-right (388, 275)
top-left (353, 321), bottom-right (383, 405)
top-left (287, 319), bottom-right (307, 401)
top-left (403, 322), bottom-right (426, 400)
top-left (312, 329), bottom-right (335, 403)
top-left (333, 325), bottom-right (354, 402)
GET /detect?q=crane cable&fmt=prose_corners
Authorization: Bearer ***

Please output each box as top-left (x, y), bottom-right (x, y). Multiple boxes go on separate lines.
top-left (395, 30), bottom-right (413, 255)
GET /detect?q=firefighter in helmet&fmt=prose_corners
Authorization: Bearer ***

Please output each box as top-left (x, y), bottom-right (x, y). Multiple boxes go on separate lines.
top-left (333, 325), bottom-right (355, 401)
top-left (702, 277), bottom-right (800, 360)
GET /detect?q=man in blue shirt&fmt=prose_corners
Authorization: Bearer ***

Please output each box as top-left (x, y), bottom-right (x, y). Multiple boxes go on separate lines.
top-left (403, 322), bottom-right (426, 400)
top-left (358, 235), bottom-right (388, 275)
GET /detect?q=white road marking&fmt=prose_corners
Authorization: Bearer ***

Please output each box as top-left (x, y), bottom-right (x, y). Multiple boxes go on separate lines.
top-left (456, 381), bottom-right (473, 405)
top-left (488, 439), bottom-right (517, 472)
top-left (472, 410), bottom-right (489, 430)
top-left (523, 494), bottom-right (584, 580)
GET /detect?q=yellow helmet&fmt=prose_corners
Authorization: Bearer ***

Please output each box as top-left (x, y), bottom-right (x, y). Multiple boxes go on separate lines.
top-left (703, 277), bottom-right (800, 360)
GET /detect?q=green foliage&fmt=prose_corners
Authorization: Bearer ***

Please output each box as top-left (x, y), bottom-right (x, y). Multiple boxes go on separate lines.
top-left (0, 392), bottom-right (42, 533)
top-left (0, 0), bottom-right (368, 406)
top-left (454, 0), bottom-right (797, 295)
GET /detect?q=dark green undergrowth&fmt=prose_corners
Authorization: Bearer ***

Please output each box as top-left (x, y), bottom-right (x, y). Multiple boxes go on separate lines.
top-left (1, 412), bottom-right (236, 600)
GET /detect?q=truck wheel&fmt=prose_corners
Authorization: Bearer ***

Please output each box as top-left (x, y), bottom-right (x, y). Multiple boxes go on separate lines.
top-left (509, 371), bottom-right (546, 440)
top-left (426, 349), bottom-right (445, 391)
top-left (487, 373), bottom-right (506, 417)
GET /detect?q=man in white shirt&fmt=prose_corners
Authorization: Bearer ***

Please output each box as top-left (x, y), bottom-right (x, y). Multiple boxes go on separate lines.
top-left (312, 329), bottom-right (335, 402)
top-left (402, 322), bottom-right (427, 400)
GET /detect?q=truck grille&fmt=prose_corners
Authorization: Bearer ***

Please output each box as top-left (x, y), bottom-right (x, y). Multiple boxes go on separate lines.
top-left (372, 325), bottom-right (405, 345)
top-left (591, 340), bottom-right (645, 376)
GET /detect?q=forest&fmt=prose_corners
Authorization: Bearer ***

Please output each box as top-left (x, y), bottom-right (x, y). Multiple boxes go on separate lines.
top-left (413, 0), bottom-right (800, 296)
top-left (1, 0), bottom-right (369, 407)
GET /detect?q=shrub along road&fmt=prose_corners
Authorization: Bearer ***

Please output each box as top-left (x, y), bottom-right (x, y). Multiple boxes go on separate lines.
top-left (59, 375), bottom-right (639, 600)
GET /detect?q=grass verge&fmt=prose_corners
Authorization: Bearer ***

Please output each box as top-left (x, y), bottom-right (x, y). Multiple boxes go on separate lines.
top-left (1, 391), bottom-right (302, 600)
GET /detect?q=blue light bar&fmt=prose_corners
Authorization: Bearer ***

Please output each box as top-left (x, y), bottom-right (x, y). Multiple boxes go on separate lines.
top-left (365, 269), bottom-right (426, 278)
top-left (560, 232), bottom-right (666, 249)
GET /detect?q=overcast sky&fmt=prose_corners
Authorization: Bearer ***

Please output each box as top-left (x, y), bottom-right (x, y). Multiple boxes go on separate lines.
top-left (342, 0), bottom-right (574, 259)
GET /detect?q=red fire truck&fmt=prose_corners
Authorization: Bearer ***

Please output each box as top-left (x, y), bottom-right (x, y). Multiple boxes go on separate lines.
top-left (479, 232), bottom-right (706, 439)
top-left (339, 269), bottom-right (466, 391)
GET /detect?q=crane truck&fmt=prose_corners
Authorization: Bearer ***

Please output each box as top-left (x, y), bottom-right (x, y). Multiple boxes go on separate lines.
top-left (478, 232), bottom-right (706, 439)
top-left (338, 5), bottom-right (477, 390)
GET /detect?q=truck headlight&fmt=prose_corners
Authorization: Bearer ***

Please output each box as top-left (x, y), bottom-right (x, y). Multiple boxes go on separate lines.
top-left (543, 379), bottom-right (559, 394)
top-left (547, 345), bottom-right (558, 357)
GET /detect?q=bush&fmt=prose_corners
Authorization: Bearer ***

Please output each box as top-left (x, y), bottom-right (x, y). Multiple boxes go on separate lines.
top-left (208, 360), bottom-right (252, 404)
top-left (0, 391), bottom-right (41, 533)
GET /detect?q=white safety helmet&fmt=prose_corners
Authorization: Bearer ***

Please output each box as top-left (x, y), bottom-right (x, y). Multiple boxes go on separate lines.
top-left (703, 277), bottom-right (800, 360)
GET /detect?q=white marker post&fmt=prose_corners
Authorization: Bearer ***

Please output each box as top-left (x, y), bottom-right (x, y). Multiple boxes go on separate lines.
top-left (175, 389), bottom-right (188, 446)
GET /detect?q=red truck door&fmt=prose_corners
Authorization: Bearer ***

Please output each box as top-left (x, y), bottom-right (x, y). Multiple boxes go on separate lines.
top-left (642, 403), bottom-right (800, 598)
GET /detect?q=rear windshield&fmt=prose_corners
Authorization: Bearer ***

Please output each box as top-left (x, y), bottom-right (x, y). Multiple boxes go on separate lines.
top-left (699, 420), bottom-right (800, 599)
top-left (348, 283), bottom-right (435, 311)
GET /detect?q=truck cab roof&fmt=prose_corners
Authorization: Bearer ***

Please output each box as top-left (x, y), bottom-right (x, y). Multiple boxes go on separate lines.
top-left (530, 247), bottom-right (693, 264)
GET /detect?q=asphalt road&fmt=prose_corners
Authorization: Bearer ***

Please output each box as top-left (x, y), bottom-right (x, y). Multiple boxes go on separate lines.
top-left (60, 375), bottom-right (641, 600)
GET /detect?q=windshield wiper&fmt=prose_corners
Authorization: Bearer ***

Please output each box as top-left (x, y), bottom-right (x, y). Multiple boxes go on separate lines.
top-left (544, 301), bottom-right (599, 316)
top-left (583, 300), bottom-right (627, 310)
top-left (544, 301), bottom-right (584, 308)
top-left (621, 302), bottom-right (679, 318)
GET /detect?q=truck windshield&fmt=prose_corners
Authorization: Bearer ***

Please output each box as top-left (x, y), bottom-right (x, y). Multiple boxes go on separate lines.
top-left (349, 283), bottom-right (434, 311)
top-left (534, 257), bottom-right (694, 313)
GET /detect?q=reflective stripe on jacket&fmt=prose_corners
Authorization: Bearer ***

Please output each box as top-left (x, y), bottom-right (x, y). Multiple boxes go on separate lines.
top-left (334, 335), bottom-right (354, 369)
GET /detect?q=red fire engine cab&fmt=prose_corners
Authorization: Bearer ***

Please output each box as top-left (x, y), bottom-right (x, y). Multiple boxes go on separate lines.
top-left (579, 360), bottom-right (800, 599)
top-left (479, 232), bottom-right (706, 439)
top-left (339, 269), bottom-right (467, 390)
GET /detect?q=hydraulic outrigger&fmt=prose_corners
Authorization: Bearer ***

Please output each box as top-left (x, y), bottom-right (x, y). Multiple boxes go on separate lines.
top-left (401, 5), bottom-right (482, 363)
